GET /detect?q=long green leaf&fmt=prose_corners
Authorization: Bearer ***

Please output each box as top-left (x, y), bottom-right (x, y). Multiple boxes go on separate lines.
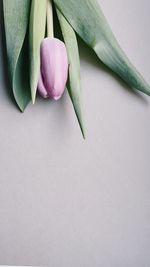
top-left (3, 0), bottom-right (31, 111)
top-left (54, 0), bottom-right (150, 96)
top-left (56, 9), bottom-right (85, 138)
top-left (29, 0), bottom-right (47, 103)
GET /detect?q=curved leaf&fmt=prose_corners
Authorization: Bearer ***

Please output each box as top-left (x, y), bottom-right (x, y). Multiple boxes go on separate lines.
top-left (3, 0), bottom-right (31, 111)
top-left (56, 9), bottom-right (85, 138)
top-left (54, 0), bottom-right (150, 96)
top-left (29, 0), bottom-right (47, 103)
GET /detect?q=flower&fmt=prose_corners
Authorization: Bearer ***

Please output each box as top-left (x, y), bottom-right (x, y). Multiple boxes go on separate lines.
top-left (38, 37), bottom-right (69, 100)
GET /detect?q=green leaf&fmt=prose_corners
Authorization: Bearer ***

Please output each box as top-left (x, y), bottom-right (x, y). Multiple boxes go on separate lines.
top-left (3, 0), bottom-right (31, 111)
top-left (54, 0), bottom-right (150, 96)
top-left (29, 0), bottom-right (47, 103)
top-left (56, 9), bottom-right (85, 138)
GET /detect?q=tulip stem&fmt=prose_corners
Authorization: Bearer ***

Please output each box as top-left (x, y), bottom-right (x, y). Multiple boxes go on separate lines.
top-left (47, 0), bottom-right (54, 38)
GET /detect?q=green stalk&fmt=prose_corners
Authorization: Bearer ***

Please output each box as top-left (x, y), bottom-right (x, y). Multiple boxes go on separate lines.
top-left (47, 0), bottom-right (54, 38)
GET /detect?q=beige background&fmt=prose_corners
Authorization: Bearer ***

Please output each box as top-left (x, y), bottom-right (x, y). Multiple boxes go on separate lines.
top-left (0, 0), bottom-right (150, 266)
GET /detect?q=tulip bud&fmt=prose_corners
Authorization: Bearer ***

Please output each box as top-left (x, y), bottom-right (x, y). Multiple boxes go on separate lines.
top-left (38, 37), bottom-right (69, 100)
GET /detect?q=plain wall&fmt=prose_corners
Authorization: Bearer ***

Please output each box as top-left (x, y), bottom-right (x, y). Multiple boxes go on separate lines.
top-left (0, 0), bottom-right (150, 266)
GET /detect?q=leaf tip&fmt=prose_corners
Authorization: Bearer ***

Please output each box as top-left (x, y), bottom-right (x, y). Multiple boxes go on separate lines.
top-left (31, 91), bottom-right (36, 104)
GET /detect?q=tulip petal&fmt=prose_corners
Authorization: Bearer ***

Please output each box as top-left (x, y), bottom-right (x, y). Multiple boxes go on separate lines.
top-left (37, 72), bottom-right (48, 98)
top-left (40, 38), bottom-right (68, 100)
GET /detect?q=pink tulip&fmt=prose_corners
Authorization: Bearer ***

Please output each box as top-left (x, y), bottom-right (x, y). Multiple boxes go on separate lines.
top-left (38, 37), bottom-right (69, 100)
